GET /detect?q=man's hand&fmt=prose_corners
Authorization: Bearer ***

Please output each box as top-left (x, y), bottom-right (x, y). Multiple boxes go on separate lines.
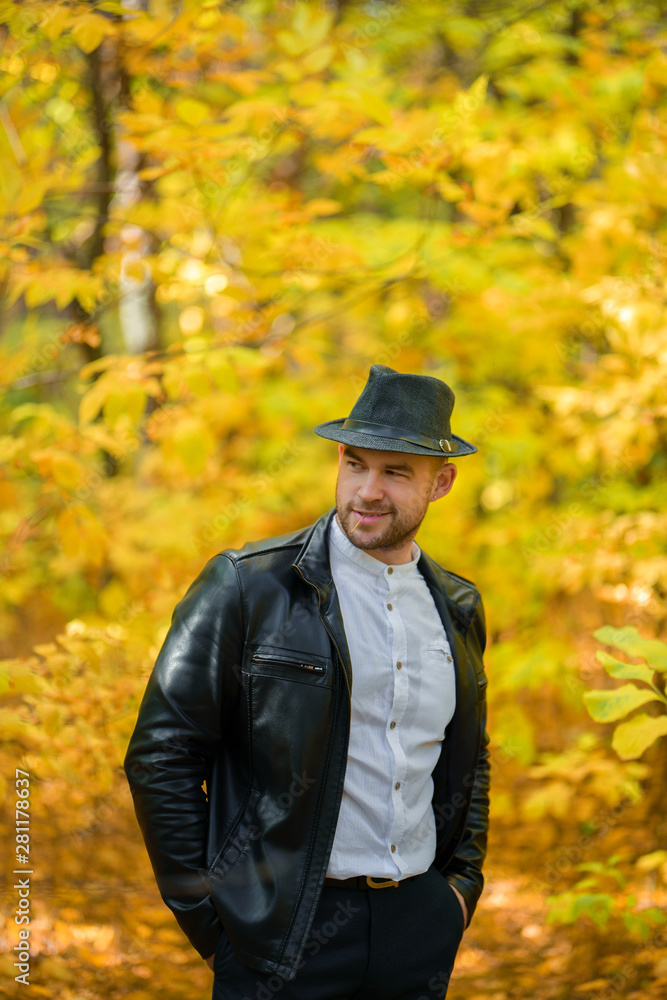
top-left (206, 953), bottom-right (215, 971)
top-left (449, 884), bottom-right (468, 926)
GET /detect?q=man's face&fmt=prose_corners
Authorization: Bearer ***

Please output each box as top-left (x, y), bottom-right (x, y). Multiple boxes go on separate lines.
top-left (335, 444), bottom-right (457, 562)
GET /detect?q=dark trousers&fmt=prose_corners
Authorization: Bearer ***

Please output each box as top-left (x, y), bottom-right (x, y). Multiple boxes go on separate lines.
top-left (211, 866), bottom-right (464, 1000)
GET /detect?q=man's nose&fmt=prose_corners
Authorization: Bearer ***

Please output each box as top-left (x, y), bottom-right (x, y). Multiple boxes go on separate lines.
top-left (357, 471), bottom-right (384, 501)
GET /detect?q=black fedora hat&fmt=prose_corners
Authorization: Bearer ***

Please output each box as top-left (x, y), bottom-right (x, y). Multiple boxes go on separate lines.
top-left (314, 365), bottom-right (477, 457)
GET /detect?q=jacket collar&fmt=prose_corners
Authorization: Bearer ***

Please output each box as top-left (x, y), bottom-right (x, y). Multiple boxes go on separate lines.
top-left (293, 508), bottom-right (480, 696)
top-left (294, 509), bottom-right (480, 624)
top-left (292, 509), bottom-right (353, 690)
top-left (292, 507), bottom-right (338, 593)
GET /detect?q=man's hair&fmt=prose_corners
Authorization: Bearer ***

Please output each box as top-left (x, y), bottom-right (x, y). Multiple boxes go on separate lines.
top-left (431, 456), bottom-right (449, 472)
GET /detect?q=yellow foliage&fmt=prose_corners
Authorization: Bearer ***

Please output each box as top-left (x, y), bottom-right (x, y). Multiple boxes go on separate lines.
top-left (71, 13), bottom-right (115, 53)
top-left (1, 1), bottom-right (666, 992)
top-left (174, 98), bottom-right (210, 127)
top-left (57, 504), bottom-right (107, 565)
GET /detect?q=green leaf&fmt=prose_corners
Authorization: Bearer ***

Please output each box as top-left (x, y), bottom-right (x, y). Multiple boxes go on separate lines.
top-left (611, 713), bottom-right (667, 760)
top-left (583, 684), bottom-right (662, 723)
top-left (103, 386), bottom-right (146, 429)
top-left (573, 876), bottom-right (598, 891)
top-left (635, 850), bottom-right (667, 872)
top-left (622, 911), bottom-right (651, 938)
top-left (596, 650), bottom-right (655, 685)
top-left (594, 626), bottom-right (667, 672)
top-left (574, 893), bottom-right (614, 927)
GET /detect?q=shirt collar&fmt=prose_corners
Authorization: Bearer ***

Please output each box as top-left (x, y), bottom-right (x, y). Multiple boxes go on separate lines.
top-left (330, 514), bottom-right (421, 578)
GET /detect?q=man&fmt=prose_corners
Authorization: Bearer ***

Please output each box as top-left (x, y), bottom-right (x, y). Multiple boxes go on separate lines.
top-left (124, 364), bottom-right (490, 999)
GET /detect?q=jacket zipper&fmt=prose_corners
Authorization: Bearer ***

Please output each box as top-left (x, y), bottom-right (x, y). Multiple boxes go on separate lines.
top-left (280, 565), bottom-right (351, 970)
top-left (293, 565), bottom-right (352, 700)
top-left (252, 654), bottom-right (325, 675)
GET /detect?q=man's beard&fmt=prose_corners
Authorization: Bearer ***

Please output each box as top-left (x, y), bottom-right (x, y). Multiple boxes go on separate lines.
top-left (335, 489), bottom-right (429, 555)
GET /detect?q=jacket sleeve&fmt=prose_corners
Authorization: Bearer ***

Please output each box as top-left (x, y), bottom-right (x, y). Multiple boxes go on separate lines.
top-left (123, 553), bottom-right (243, 959)
top-left (445, 595), bottom-right (490, 927)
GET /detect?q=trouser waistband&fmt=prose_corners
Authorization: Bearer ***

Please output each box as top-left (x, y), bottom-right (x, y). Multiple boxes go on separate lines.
top-left (322, 874), bottom-right (420, 890)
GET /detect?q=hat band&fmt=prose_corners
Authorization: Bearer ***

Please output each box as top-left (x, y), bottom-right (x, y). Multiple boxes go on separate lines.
top-left (341, 419), bottom-right (454, 453)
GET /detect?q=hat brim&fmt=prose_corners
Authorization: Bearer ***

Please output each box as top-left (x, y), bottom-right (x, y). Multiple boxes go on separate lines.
top-left (314, 420), bottom-right (477, 457)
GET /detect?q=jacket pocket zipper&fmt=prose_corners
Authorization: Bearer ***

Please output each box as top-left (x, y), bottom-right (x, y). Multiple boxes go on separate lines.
top-left (252, 655), bottom-right (325, 675)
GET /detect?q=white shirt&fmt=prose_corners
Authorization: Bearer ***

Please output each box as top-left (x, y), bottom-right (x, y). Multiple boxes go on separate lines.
top-left (326, 515), bottom-right (456, 879)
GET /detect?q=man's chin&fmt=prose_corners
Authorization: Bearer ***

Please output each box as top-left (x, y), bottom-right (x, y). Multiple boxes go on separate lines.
top-left (347, 524), bottom-right (399, 552)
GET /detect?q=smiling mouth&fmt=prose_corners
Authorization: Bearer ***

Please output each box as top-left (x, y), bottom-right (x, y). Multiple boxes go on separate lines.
top-left (353, 511), bottom-right (390, 521)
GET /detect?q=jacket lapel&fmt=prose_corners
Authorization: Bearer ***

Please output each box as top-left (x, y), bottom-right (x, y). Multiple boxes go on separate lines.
top-left (418, 556), bottom-right (479, 819)
top-left (294, 510), bottom-right (480, 743)
top-left (292, 508), bottom-right (353, 691)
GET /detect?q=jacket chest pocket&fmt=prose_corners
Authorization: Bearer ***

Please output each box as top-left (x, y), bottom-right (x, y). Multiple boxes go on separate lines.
top-left (245, 646), bottom-right (332, 689)
top-left (242, 646), bottom-right (334, 815)
top-left (254, 655), bottom-right (325, 675)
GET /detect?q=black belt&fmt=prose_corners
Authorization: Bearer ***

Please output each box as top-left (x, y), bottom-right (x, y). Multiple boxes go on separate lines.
top-left (322, 875), bottom-right (419, 890)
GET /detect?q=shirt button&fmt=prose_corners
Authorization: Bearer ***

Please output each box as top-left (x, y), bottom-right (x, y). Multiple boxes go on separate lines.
top-left (387, 603), bottom-right (392, 610)
top-left (395, 781), bottom-right (401, 790)
top-left (391, 844), bottom-right (396, 853)
top-left (396, 661), bottom-right (402, 669)
top-left (387, 567), bottom-right (393, 575)
top-left (447, 655), bottom-right (453, 662)
top-left (390, 721), bottom-right (397, 729)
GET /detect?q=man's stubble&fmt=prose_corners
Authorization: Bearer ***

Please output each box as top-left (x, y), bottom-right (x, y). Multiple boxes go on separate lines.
top-left (335, 478), bottom-right (434, 556)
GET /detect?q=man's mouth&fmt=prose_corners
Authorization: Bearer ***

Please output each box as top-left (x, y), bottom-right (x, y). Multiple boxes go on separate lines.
top-left (352, 511), bottom-right (390, 523)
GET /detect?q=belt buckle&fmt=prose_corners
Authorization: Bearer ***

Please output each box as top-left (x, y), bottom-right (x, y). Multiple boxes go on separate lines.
top-left (365, 876), bottom-right (399, 889)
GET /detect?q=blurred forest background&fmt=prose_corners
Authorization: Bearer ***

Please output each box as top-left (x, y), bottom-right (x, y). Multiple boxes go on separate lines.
top-left (0, 1), bottom-right (666, 998)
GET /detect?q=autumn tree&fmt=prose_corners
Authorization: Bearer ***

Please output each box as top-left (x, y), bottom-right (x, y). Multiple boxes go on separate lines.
top-left (1, 2), bottom-right (665, 996)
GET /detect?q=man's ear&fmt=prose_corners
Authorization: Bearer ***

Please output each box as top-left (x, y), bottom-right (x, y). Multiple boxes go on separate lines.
top-left (430, 461), bottom-right (457, 502)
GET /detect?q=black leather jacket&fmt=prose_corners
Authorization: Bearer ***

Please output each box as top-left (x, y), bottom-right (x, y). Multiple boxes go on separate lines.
top-left (124, 508), bottom-right (490, 982)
